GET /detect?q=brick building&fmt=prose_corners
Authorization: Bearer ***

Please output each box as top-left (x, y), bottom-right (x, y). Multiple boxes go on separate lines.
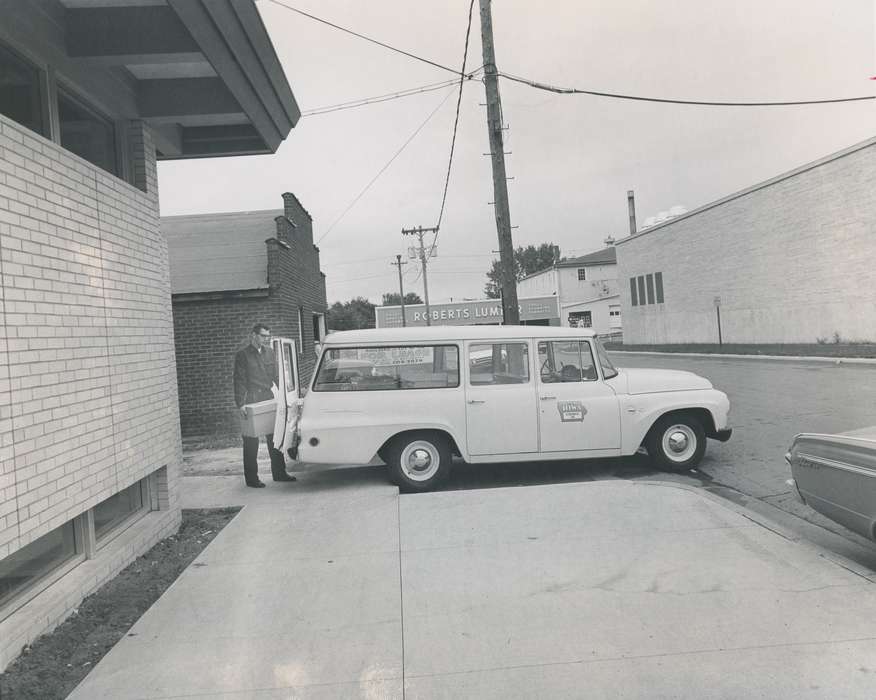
top-left (617, 137), bottom-right (876, 345)
top-left (0, 0), bottom-right (298, 669)
top-left (163, 193), bottom-right (327, 437)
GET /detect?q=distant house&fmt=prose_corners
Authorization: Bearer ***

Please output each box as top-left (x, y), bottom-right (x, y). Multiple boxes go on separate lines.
top-left (163, 193), bottom-right (327, 437)
top-left (517, 246), bottom-right (621, 334)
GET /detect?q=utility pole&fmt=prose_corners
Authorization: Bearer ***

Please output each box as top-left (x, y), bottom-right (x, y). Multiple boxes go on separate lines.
top-left (391, 254), bottom-right (408, 327)
top-left (401, 226), bottom-right (437, 326)
top-left (479, 0), bottom-right (519, 324)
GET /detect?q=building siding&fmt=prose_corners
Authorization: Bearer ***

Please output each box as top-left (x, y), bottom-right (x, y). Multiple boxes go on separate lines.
top-left (0, 114), bottom-right (182, 667)
top-left (617, 139), bottom-right (876, 344)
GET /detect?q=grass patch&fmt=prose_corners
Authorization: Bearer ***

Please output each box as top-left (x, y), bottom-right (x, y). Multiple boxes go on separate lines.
top-left (0, 508), bottom-right (240, 700)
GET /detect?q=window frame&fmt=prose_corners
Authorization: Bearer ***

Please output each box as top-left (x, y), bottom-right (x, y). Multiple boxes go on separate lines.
top-left (312, 344), bottom-right (461, 392)
top-left (0, 39), bottom-right (48, 138)
top-left (93, 478), bottom-right (150, 550)
top-left (0, 516), bottom-right (86, 619)
top-left (56, 83), bottom-right (120, 177)
top-left (537, 339), bottom-right (599, 383)
top-left (467, 341), bottom-right (531, 386)
top-left (655, 272), bottom-right (664, 303)
top-left (630, 277), bottom-right (638, 306)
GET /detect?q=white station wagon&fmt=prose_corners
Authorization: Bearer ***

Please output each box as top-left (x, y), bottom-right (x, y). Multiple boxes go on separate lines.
top-left (280, 326), bottom-right (732, 492)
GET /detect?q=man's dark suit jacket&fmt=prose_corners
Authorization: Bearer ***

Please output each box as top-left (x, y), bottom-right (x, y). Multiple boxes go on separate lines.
top-left (233, 344), bottom-right (278, 408)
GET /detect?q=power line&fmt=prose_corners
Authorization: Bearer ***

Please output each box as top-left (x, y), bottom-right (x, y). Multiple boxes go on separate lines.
top-left (301, 77), bottom-right (474, 117)
top-left (500, 72), bottom-right (876, 107)
top-left (325, 271), bottom-right (396, 284)
top-left (266, 0), bottom-right (476, 78)
top-left (316, 88), bottom-right (457, 245)
top-left (432, 0), bottom-right (476, 244)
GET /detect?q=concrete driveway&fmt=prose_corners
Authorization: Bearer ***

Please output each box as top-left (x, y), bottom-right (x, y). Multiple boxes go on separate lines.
top-left (69, 468), bottom-right (876, 699)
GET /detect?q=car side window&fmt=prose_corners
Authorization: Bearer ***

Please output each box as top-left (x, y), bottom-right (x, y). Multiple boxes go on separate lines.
top-left (538, 340), bottom-right (598, 383)
top-left (469, 343), bottom-right (530, 385)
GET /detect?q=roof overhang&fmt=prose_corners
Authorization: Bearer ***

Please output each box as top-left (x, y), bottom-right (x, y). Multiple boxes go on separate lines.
top-left (61, 0), bottom-right (300, 158)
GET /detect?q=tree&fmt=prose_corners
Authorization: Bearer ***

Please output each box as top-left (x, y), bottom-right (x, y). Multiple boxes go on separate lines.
top-left (484, 242), bottom-right (562, 298)
top-left (381, 292), bottom-right (423, 306)
top-left (326, 297), bottom-right (375, 330)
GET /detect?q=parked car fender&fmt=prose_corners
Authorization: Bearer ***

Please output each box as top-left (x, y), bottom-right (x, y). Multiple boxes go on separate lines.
top-left (297, 412), bottom-right (465, 466)
top-left (620, 389), bottom-right (730, 455)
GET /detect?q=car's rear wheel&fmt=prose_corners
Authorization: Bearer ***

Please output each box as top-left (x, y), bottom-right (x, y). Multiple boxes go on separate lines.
top-left (385, 431), bottom-right (451, 492)
top-left (647, 414), bottom-right (706, 471)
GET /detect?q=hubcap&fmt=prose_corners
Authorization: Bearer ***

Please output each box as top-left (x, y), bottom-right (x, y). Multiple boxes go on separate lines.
top-left (668, 431), bottom-right (689, 453)
top-left (400, 440), bottom-right (440, 481)
top-left (409, 449), bottom-right (432, 471)
top-left (661, 424), bottom-right (696, 463)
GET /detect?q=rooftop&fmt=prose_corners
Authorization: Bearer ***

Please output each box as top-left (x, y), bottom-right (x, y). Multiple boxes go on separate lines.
top-left (58, 0), bottom-right (299, 158)
top-left (162, 209), bottom-right (283, 294)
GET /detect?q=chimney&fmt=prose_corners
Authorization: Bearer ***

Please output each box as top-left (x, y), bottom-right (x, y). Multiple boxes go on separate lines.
top-left (281, 191), bottom-right (313, 246)
top-left (627, 190), bottom-right (637, 235)
top-left (604, 235), bottom-right (615, 247)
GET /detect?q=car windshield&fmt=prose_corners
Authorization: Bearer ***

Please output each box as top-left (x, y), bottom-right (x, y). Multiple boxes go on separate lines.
top-left (594, 337), bottom-right (618, 379)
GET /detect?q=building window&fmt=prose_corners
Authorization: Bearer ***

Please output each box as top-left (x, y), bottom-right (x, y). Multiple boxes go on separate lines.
top-left (94, 480), bottom-right (146, 543)
top-left (646, 273), bottom-right (655, 304)
top-left (637, 276), bottom-right (646, 306)
top-left (568, 310), bottom-right (592, 328)
top-left (297, 306), bottom-right (305, 355)
top-left (577, 268), bottom-right (586, 281)
top-left (630, 277), bottom-right (638, 306)
top-left (0, 520), bottom-right (79, 610)
top-left (312, 312), bottom-right (325, 344)
top-left (58, 87), bottom-right (118, 176)
top-left (0, 41), bottom-right (45, 137)
top-left (655, 272), bottom-right (664, 303)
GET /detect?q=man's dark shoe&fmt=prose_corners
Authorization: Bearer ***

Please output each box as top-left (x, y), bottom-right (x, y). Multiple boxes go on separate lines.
top-left (246, 481), bottom-right (266, 488)
top-left (273, 474), bottom-right (297, 482)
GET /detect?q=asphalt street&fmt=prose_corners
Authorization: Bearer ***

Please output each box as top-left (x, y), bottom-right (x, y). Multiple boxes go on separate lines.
top-left (434, 352), bottom-right (876, 556)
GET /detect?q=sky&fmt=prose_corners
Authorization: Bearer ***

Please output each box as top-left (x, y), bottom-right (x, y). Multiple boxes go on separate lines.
top-left (157, 0), bottom-right (876, 306)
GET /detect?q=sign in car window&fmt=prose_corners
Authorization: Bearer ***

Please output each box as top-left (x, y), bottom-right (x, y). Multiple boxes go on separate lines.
top-left (357, 346), bottom-right (433, 367)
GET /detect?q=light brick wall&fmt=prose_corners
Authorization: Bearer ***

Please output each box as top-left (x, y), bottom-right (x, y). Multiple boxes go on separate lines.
top-left (0, 113), bottom-right (182, 666)
top-left (617, 139), bottom-right (876, 344)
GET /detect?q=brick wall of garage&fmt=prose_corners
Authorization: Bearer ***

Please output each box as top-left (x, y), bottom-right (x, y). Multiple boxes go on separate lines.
top-left (0, 115), bottom-right (181, 665)
top-left (616, 138), bottom-right (876, 344)
top-left (172, 194), bottom-right (326, 437)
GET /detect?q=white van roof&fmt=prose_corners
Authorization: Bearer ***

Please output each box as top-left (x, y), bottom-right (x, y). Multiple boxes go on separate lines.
top-left (323, 325), bottom-right (598, 345)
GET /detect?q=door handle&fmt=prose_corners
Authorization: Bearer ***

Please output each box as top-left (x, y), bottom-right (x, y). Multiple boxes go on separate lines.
top-left (467, 399), bottom-right (486, 405)
top-left (540, 395), bottom-right (557, 401)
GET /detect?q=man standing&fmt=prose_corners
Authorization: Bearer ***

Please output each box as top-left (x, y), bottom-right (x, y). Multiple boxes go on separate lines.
top-left (233, 323), bottom-right (296, 488)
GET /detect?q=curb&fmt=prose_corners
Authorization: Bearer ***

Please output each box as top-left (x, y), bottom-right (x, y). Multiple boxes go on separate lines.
top-left (632, 480), bottom-right (876, 581)
top-left (608, 350), bottom-right (876, 365)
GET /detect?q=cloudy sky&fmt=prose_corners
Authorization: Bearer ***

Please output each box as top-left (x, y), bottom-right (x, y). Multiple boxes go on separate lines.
top-left (157, 0), bottom-right (876, 305)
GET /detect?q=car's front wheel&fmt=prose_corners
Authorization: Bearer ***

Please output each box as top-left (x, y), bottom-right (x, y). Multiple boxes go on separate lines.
top-left (647, 414), bottom-right (706, 471)
top-left (385, 431), bottom-right (452, 492)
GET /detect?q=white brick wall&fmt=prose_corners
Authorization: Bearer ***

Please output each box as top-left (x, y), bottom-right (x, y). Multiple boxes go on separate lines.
top-left (617, 138), bottom-right (876, 344)
top-left (0, 114), bottom-right (182, 667)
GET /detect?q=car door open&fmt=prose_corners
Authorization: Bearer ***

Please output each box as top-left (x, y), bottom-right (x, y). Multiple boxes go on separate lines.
top-left (272, 338), bottom-right (299, 454)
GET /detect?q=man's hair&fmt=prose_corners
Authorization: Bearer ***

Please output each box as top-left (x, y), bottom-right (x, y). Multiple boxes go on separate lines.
top-left (251, 323), bottom-right (270, 335)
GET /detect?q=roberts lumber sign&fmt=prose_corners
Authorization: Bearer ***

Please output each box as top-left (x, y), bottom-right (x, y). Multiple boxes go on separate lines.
top-left (376, 296), bottom-right (560, 328)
